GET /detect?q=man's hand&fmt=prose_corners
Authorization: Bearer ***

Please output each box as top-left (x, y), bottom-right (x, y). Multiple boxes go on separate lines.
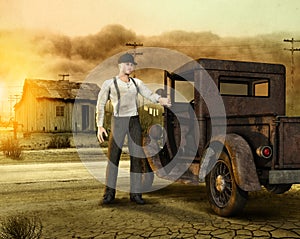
top-left (97, 126), bottom-right (108, 143)
top-left (159, 97), bottom-right (172, 107)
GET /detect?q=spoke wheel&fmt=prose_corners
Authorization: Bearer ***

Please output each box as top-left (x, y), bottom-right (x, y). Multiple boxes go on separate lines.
top-left (206, 150), bottom-right (248, 217)
top-left (210, 161), bottom-right (232, 208)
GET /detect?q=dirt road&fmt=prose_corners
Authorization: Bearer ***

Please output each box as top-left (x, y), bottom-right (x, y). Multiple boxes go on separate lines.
top-left (1, 149), bottom-right (300, 238)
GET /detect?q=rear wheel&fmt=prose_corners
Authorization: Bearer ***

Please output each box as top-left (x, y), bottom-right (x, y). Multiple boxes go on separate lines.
top-left (205, 150), bottom-right (248, 217)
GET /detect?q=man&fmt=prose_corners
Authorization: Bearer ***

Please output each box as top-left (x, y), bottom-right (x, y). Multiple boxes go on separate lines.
top-left (96, 53), bottom-right (171, 204)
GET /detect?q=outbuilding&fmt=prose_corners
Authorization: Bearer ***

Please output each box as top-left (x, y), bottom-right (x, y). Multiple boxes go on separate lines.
top-left (15, 79), bottom-right (100, 133)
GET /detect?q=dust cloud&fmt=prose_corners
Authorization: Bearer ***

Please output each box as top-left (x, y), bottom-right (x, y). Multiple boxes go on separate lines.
top-left (1, 24), bottom-right (300, 113)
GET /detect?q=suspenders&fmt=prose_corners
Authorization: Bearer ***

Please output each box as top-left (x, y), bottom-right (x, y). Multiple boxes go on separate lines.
top-left (112, 77), bottom-right (139, 116)
top-left (113, 77), bottom-right (121, 115)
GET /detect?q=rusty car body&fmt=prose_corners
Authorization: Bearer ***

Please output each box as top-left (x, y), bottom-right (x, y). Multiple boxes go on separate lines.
top-left (144, 58), bottom-right (300, 216)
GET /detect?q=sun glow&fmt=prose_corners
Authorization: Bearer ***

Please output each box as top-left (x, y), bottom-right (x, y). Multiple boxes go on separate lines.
top-left (0, 84), bottom-right (3, 101)
top-left (0, 82), bottom-right (9, 103)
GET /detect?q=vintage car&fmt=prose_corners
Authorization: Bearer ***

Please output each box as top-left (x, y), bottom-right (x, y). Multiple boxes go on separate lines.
top-left (143, 58), bottom-right (300, 217)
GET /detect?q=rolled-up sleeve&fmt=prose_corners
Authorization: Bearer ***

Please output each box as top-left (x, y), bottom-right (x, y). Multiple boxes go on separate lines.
top-left (96, 80), bottom-right (111, 127)
top-left (136, 79), bottom-right (160, 103)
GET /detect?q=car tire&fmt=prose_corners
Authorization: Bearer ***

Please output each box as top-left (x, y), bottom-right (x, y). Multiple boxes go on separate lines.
top-left (205, 150), bottom-right (248, 217)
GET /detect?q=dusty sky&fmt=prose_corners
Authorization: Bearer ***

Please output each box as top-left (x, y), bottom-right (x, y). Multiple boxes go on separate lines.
top-left (1, 0), bottom-right (300, 37)
top-left (1, 0), bottom-right (300, 118)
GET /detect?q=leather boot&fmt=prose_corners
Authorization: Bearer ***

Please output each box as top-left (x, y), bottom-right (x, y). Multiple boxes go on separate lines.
top-left (130, 193), bottom-right (145, 205)
top-left (130, 173), bottom-right (145, 204)
top-left (102, 186), bottom-right (115, 204)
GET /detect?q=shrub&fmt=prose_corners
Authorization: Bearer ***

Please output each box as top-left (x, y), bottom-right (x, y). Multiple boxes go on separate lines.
top-left (1, 137), bottom-right (22, 160)
top-left (0, 214), bottom-right (42, 239)
top-left (47, 135), bottom-right (70, 149)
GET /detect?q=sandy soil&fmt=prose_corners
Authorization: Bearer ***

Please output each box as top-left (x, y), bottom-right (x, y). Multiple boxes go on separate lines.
top-left (0, 134), bottom-right (115, 239)
top-left (0, 131), bottom-right (122, 164)
top-left (1, 131), bottom-right (300, 239)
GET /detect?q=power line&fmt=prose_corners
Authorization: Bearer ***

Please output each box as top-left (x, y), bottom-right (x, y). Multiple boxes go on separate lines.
top-left (126, 42), bottom-right (143, 78)
top-left (284, 38), bottom-right (300, 76)
top-left (126, 42), bottom-right (143, 58)
top-left (58, 73), bottom-right (70, 81)
top-left (283, 38), bottom-right (300, 113)
top-left (147, 42), bottom-right (284, 48)
top-left (8, 94), bottom-right (21, 118)
top-left (3, 85), bottom-right (23, 88)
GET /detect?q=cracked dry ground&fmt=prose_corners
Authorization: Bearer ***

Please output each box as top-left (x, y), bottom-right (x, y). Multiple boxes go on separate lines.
top-left (1, 179), bottom-right (300, 239)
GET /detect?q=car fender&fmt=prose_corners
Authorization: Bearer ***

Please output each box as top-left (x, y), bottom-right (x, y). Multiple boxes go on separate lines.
top-left (201, 133), bottom-right (261, 191)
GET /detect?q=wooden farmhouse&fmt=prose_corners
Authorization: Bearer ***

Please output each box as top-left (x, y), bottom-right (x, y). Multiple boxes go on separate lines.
top-left (15, 79), bottom-right (100, 133)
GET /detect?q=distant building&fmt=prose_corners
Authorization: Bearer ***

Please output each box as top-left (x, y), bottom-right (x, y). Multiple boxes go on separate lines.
top-left (15, 79), bottom-right (100, 133)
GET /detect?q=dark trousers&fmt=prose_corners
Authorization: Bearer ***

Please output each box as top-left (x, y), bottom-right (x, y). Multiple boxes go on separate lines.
top-left (105, 116), bottom-right (145, 194)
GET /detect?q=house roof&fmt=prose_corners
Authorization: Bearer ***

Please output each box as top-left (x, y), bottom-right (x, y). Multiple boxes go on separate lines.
top-left (23, 79), bottom-right (100, 101)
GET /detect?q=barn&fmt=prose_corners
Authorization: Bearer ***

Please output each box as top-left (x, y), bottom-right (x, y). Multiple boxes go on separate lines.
top-left (15, 79), bottom-right (100, 133)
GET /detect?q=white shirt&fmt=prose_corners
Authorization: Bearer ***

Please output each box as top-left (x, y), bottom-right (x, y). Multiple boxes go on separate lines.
top-left (96, 77), bottom-right (160, 127)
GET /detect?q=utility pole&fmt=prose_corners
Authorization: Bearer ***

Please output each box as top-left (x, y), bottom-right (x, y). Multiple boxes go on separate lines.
top-left (283, 38), bottom-right (300, 114)
top-left (8, 94), bottom-right (21, 119)
top-left (126, 42), bottom-right (143, 58)
top-left (58, 74), bottom-right (70, 81)
top-left (126, 42), bottom-right (143, 78)
top-left (126, 42), bottom-right (144, 111)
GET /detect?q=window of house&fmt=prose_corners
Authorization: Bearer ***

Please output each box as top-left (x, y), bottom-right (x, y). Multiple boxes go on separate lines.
top-left (56, 106), bottom-right (65, 117)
